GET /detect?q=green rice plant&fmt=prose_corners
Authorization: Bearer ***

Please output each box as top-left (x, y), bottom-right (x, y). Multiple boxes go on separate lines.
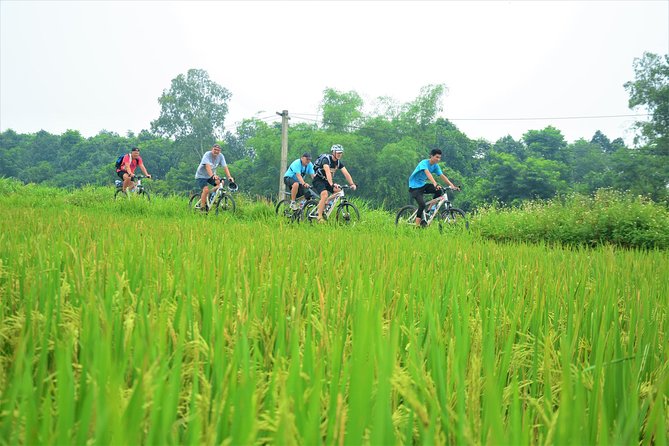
top-left (0, 185), bottom-right (667, 445)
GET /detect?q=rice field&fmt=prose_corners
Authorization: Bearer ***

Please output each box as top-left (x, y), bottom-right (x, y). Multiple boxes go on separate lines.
top-left (0, 195), bottom-right (667, 445)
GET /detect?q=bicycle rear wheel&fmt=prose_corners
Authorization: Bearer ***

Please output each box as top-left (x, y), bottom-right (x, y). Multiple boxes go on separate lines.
top-left (114, 189), bottom-right (126, 200)
top-left (336, 202), bottom-right (360, 225)
top-left (139, 188), bottom-right (150, 201)
top-left (215, 194), bottom-right (236, 215)
top-left (395, 205), bottom-right (418, 226)
top-left (275, 199), bottom-right (298, 223)
top-left (189, 193), bottom-right (207, 213)
top-left (439, 208), bottom-right (469, 232)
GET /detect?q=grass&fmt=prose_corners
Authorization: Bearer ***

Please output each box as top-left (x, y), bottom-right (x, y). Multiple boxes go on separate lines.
top-left (0, 181), bottom-right (667, 444)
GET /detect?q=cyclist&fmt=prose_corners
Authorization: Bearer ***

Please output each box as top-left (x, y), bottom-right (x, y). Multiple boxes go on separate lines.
top-left (195, 143), bottom-right (234, 210)
top-left (116, 147), bottom-right (152, 193)
top-left (283, 152), bottom-right (315, 210)
top-left (408, 148), bottom-right (459, 227)
top-left (312, 144), bottom-right (357, 222)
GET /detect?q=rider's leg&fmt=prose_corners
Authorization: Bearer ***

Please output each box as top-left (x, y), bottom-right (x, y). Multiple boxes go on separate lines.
top-left (290, 181), bottom-right (299, 202)
top-left (200, 185), bottom-right (209, 210)
top-left (317, 190), bottom-right (328, 220)
top-left (410, 187), bottom-right (427, 226)
top-left (122, 172), bottom-right (134, 192)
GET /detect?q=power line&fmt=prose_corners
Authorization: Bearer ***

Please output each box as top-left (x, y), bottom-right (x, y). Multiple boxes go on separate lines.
top-left (445, 113), bottom-right (650, 121)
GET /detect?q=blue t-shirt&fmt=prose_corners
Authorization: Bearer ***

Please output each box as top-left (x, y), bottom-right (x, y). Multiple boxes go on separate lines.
top-left (284, 159), bottom-right (315, 181)
top-left (408, 159), bottom-right (443, 188)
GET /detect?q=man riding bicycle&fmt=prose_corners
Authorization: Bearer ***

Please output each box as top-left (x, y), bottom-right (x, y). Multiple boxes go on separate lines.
top-left (116, 147), bottom-right (152, 193)
top-left (408, 148), bottom-right (459, 227)
top-left (283, 152), bottom-right (316, 210)
top-left (312, 144), bottom-right (357, 222)
top-left (195, 143), bottom-right (234, 211)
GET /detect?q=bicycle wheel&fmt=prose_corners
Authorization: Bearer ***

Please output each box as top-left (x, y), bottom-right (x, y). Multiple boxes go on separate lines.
top-left (139, 188), bottom-right (151, 201)
top-left (439, 208), bottom-right (469, 232)
top-left (336, 202), bottom-right (360, 225)
top-left (189, 193), bottom-right (206, 213)
top-left (275, 199), bottom-right (298, 223)
top-left (114, 189), bottom-right (127, 200)
top-left (301, 200), bottom-right (319, 224)
top-left (215, 194), bottom-right (236, 215)
top-left (395, 205), bottom-right (418, 226)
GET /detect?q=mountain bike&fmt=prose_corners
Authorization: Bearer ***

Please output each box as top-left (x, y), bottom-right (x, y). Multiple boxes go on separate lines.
top-left (189, 179), bottom-right (237, 215)
top-left (303, 185), bottom-right (360, 225)
top-left (275, 187), bottom-right (320, 223)
top-left (114, 175), bottom-right (151, 201)
top-left (395, 186), bottom-right (468, 232)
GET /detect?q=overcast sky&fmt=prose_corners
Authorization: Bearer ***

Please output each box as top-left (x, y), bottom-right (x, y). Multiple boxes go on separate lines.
top-left (1, 1), bottom-right (668, 146)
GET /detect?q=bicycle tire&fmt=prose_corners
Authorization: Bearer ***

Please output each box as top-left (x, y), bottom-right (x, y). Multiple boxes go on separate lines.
top-left (439, 208), bottom-right (469, 232)
top-left (139, 189), bottom-right (150, 201)
top-left (215, 194), bottom-right (236, 215)
top-left (336, 202), bottom-right (360, 225)
top-left (395, 205), bottom-right (418, 226)
top-left (189, 193), bottom-right (207, 213)
top-left (275, 199), bottom-right (298, 223)
top-left (114, 189), bottom-right (127, 200)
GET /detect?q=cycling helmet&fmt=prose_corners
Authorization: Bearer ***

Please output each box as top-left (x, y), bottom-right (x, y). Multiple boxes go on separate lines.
top-left (331, 144), bottom-right (344, 153)
top-left (227, 181), bottom-right (239, 192)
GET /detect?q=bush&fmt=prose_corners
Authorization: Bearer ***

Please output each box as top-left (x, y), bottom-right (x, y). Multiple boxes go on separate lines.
top-left (474, 189), bottom-right (669, 249)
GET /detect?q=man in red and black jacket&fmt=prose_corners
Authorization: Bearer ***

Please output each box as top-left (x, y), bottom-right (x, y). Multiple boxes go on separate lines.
top-left (117, 147), bottom-right (151, 192)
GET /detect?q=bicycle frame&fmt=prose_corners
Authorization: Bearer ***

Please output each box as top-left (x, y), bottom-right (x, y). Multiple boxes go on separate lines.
top-left (307, 187), bottom-right (348, 220)
top-left (409, 188), bottom-right (453, 226)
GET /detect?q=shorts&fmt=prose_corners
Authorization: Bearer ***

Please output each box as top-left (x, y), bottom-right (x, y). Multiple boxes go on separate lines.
top-left (284, 177), bottom-right (307, 198)
top-left (196, 177), bottom-right (218, 189)
top-left (312, 176), bottom-right (334, 195)
top-left (117, 170), bottom-right (132, 179)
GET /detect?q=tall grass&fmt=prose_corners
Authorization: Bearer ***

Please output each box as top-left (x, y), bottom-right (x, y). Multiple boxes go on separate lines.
top-left (0, 182), bottom-right (667, 444)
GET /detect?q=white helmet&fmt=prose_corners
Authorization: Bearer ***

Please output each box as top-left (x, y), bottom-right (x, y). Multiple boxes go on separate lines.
top-left (331, 144), bottom-right (344, 153)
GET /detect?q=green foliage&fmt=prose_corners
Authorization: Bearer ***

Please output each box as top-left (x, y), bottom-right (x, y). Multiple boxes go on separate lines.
top-left (320, 88), bottom-right (364, 132)
top-left (474, 189), bottom-right (669, 249)
top-left (150, 68), bottom-right (232, 157)
top-left (624, 52), bottom-right (669, 153)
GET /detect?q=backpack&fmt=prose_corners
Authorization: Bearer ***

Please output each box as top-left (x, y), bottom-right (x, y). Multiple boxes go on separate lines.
top-left (313, 153), bottom-right (330, 170)
top-left (115, 153), bottom-right (127, 170)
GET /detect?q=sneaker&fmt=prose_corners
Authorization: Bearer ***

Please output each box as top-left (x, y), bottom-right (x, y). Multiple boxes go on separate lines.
top-left (289, 201), bottom-right (299, 211)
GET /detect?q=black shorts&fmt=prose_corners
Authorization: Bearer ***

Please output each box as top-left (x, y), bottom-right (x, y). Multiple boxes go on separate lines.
top-left (312, 176), bottom-right (334, 195)
top-left (284, 177), bottom-right (308, 198)
top-left (117, 170), bottom-right (131, 180)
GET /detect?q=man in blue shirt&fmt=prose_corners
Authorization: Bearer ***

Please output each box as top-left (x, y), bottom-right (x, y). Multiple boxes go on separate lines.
top-left (283, 153), bottom-right (316, 209)
top-left (408, 148), bottom-right (459, 226)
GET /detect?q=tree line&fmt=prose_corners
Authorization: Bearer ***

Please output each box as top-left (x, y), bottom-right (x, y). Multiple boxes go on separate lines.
top-left (1, 53), bottom-right (667, 211)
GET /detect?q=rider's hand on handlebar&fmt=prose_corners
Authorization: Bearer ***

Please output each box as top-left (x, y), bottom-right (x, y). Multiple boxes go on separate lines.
top-left (146, 174), bottom-right (152, 179)
top-left (350, 184), bottom-right (357, 191)
top-left (333, 183), bottom-right (342, 192)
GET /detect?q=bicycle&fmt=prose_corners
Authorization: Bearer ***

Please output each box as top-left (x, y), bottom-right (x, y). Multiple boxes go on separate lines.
top-left (275, 187), bottom-right (320, 223)
top-left (114, 175), bottom-right (151, 201)
top-left (395, 186), bottom-right (468, 232)
top-left (189, 179), bottom-right (237, 215)
top-left (303, 185), bottom-right (360, 225)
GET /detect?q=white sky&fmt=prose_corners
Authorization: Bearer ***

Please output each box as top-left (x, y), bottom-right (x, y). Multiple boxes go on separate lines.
top-left (1, 1), bottom-right (668, 145)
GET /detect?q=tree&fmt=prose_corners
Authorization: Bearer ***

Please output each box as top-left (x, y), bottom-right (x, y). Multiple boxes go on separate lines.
top-left (321, 88), bottom-right (364, 132)
top-left (150, 69), bottom-right (232, 158)
top-left (624, 52), bottom-right (669, 154)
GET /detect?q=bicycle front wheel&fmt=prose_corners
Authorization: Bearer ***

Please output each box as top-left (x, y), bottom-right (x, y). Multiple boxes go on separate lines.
top-left (336, 202), bottom-right (360, 225)
top-left (395, 205), bottom-right (418, 226)
top-left (439, 208), bottom-right (469, 232)
top-left (215, 194), bottom-right (236, 215)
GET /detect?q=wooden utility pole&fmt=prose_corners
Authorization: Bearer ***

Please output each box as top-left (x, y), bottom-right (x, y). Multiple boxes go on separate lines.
top-left (277, 110), bottom-right (289, 198)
